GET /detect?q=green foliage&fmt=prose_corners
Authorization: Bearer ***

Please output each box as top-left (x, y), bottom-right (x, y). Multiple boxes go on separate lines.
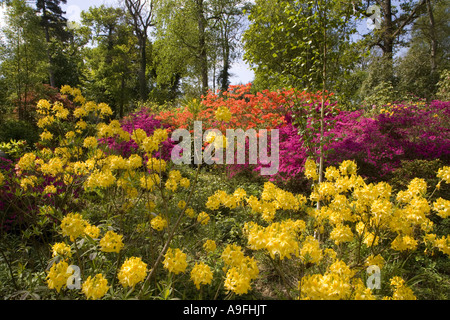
top-left (436, 69), bottom-right (450, 101)
top-left (0, 140), bottom-right (29, 160)
top-left (0, 120), bottom-right (39, 149)
top-left (243, 0), bottom-right (361, 94)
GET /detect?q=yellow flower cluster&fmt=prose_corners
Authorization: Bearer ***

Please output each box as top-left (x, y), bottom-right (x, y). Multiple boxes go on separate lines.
top-left (437, 166), bottom-right (450, 183)
top-left (299, 236), bottom-right (323, 264)
top-left (51, 242), bottom-right (72, 258)
top-left (147, 157), bottom-right (166, 173)
top-left (118, 257), bottom-right (148, 288)
top-left (299, 260), bottom-right (356, 300)
top-left (46, 260), bottom-right (71, 293)
top-left (139, 173), bottom-right (160, 191)
top-left (165, 170), bottom-right (189, 192)
top-left (247, 182), bottom-right (305, 221)
top-left (99, 230), bottom-right (124, 253)
top-left (206, 183), bottom-right (305, 223)
top-left (244, 219), bottom-right (306, 260)
top-left (303, 160), bottom-right (447, 257)
top-left (203, 239), bottom-right (217, 253)
top-left (221, 244), bottom-right (259, 295)
top-left (135, 128), bottom-right (168, 154)
top-left (383, 277), bottom-right (417, 300)
top-left (215, 106), bottom-right (232, 122)
top-left (83, 136), bottom-right (98, 149)
top-left (190, 262), bottom-right (214, 289)
top-left (151, 215), bottom-right (168, 231)
top-left (17, 153), bottom-right (36, 171)
top-left (82, 274), bottom-right (109, 300)
top-left (304, 158), bottom-right (318, 181)
top-left (163, 248), bottom-right (188, 275)
top-left (84, 224), bottom-right (100, 239)
top-left (197, 211), bottom-right (210, 225)
top-left (205, 131), bottom-right (228, 149)
top-left (60, 212), bottom-right (88, 242)
top-left (433, 197), bottom-right (450, 218)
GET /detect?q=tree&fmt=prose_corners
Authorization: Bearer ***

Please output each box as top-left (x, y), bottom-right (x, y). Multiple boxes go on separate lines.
top-left (0, 0), bottom-right (47, 121)
top-left (123, 0), bottom-right (156, 101)
top-left (35, 0), bottom-right (71, 88)
top-left (354, 0), bottom-right (428, 72)
top-left (243, 0), bottom-right (360, 95)
top-left (81, 5), bottom-right (138, 117)
top-left (395, 0), bottom-right (449, 100)
top-left (210, 0), bottom-right (250, 92)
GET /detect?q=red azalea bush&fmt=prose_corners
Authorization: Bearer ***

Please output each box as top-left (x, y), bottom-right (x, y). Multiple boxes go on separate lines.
top-left (156, 84), bottom-right (323, 132)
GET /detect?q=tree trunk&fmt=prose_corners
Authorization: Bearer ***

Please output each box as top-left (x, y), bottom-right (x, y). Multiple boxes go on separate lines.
top-left (221, 42), bottom-right (230, 92)
top-left (42, 2), bottom-right (56, 88)
top-left (380, 0), bottom-right (394, 74)
top-left (426, 0), bottom-right (437, 75)
top-left (138, 36), bottom-right (148, 101)
top-left (197, 0), bottom-right (208, 95)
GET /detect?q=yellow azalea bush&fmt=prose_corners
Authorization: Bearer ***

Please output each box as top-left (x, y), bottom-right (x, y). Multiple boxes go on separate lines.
top-left (1, 86), bottom-right (448, 300)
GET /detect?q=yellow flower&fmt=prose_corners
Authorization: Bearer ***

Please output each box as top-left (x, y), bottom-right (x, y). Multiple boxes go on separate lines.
top-left (74, 107), bottom-right (88, 118)
top-left (339, 160), bottom-right (357, 176)
top-left (46, 260), bottom-right (71, 292)
top-left (37, 99), bottom-right (52, 114)
top-left (98, 103), bottom-right (113, 117)
top-left (433, 235), bottom-right (450, 256)
top-left (185, 207), bottom-right (196, 218)
top-left (163, 248), bottom-right (188, 275)
top-left (197, 211), bottom-right (210, 225)
top-left (365, 254), bottom-right (385, 269)
top-left (84, 224), bottom-right (100, 239)
top-left (147, 157), bottom-right (166, 172)
top-left (215, 106), bottom-right (232, 122)
top-left (221, 244), bottom-right (245, 268)
top-left (179, 177), bottom-right (190, 189)
top-left (0, 172), bottom-right (4, 186)
top-left (190, 262), bottom-right (213, 289)
top-left (433, 198), bottom-right (450, 219)
top-left (300, 236), bottom-right (323, 264)
top-left (82, 274), bottom-right (109, 300)
top-left (83, 136), bottom-right (98, 149)
top-left (60, 212), bottom-right (88, 242)
top-left (17, 153), bottom-right (36, 171)
top-left (152, 128), bottom-right (168, 143)
top-left (131, 128), bottom-right (147, 144)
top-left (51, 242), bottom-right (72, 258)
top-left (151, 215), bottom-right (168, 231)
top-left (99, 230), bottom-right (124, 253)
top-left (43, 184), bottom-right (57, 194)
top-left (165, 178), bottom-right (178, 192)
top-left (203, 240), bottom-right (217, 253)
top-left (385, 277), bottom-right (417, 300)
top-left (118, 257), bottom-right (148, 288)
top-left (178, 200), bottom-right (186, 209)
top-left (223, 257), bottom-right (259, 295)
top-left (40, 130), bottom-right (53, 141)
top-left (20, 176), bottom-right (37, 190)
top-left (437, 166), bottom-right (450, 183)
top-left (330, 224), bottom-right (354, 245)
top-left (304, 158), bottom-right (318, 181)
top-left (391, 235), bottom-right (418, 251)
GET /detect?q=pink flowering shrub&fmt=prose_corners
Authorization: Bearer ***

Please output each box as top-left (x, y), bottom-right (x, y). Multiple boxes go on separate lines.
top-left (245, 100), bottom-right (450, 185)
